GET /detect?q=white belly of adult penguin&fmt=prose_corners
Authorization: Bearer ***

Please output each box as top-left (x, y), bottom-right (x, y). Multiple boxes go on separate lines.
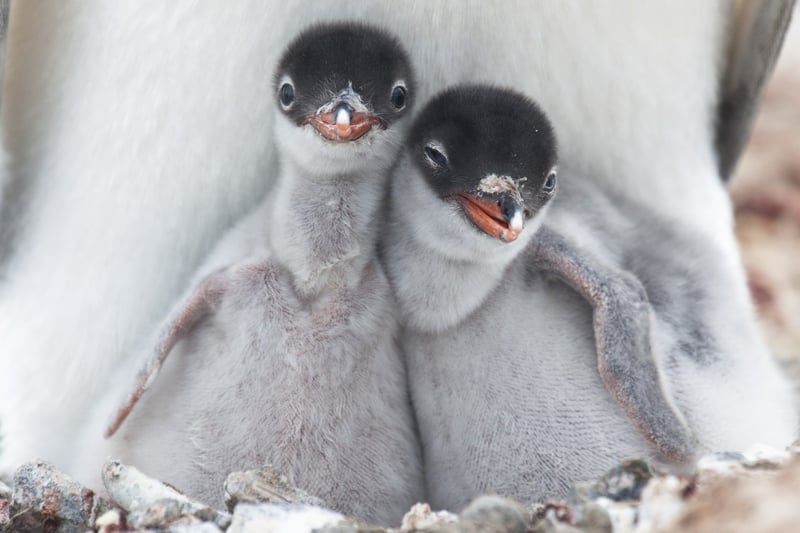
top-left (382, 85), bottom-right (797, 510)
top-left (0, 1), bottom-right (793, 476)
top-left (74, 23), bottom-right (423, 524)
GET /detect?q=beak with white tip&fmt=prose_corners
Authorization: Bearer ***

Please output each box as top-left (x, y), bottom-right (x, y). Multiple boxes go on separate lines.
top-left (303, 91), bottom-right (384, 142)
top-left (335, 103), bottom-right (353, 138)
top-left (448, 189), bottom-right (528, 243)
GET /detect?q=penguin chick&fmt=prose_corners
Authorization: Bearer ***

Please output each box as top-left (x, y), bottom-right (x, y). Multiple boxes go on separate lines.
top-left (385, 84), bottom-right (798, 510)
top-left (382, 85), bottom-right (700, 510)
top-left (392, 85), bottom-right (693, 457)
top-left (93, 22), bottom-right (422, 524)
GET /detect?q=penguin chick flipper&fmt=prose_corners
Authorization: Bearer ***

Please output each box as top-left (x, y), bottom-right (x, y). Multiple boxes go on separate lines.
top-left (532, 227), bottom-right (697, 462)
top-left (104, 269), bottom-right (229, 438)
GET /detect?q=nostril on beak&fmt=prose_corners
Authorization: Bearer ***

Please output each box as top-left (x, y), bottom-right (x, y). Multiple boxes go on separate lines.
top-left (500, 197), bottom-right (516, 221)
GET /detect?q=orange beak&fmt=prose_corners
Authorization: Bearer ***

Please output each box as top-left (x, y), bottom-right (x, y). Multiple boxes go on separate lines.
top-left (449, 192), bottom-right (525, 242)
top-left (303, 110), bottom-right (383, 142)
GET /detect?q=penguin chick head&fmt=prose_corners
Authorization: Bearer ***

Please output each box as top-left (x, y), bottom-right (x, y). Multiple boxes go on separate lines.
top-left (402, 85), bottom-right (557, 261)
top-left (274, 22), bottom-right (415, 175)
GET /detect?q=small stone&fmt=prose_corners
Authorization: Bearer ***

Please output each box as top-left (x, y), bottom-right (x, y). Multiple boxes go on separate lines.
top-left (591, 499), bottom-right (637, 533)
top-left (531, 501), bottom-right (573, 525)
top-left (635, 475), bottom-right (691, 533)
top-left (127, 498), bottom-right (202, 529)
top-left (0, 499), bottom-right (10, 530)
top-left (708, 451), bottom-right (747, 463)
top-left (530, 502), bottom-right (583, 533)
top-left (0, 480), bottom-right (11, 500)
top-left (95, 508), bottom-right (127, 533)
top-left (530, 522), bottom-right (583, 533)
top-left (223, 466), bottom-right (326, 512)
top-left (696, 452), bottom-right (747, 475)
top-left (0, 482), bottom-right (11, 529)
top-left (741, 443), bottom-right (791, 469)
top-left (227, 503), bottom-right (346, 533)
top-left (102, 460), bottom-right (231, 529)
top-left (400, 502), bottom-right (457, 531)
top-left (456, 495), bottom-right (531, 533)
top-left (573, 459), bottom-right (653, 503)
top-left (572, 502), bottom-right (612, 533)
top-left (10, 460), bottom-right (112, 532)
top-left (697, 445), bottom-right (790, 482)
top-left (787, 439), bottom-right (800, 455)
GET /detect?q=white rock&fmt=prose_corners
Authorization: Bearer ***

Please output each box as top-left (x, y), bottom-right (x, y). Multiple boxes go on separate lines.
top-left (636, 475), bottom-right (689, 533)
top-left (227, 503), bottom-right (345, 533)
top-left (95, 508), bottom-right (123, 531)
top-left (400, 502), bottom-right (458, 531)
top-left (593, 497), bottom-right (638, 533)
top-left (101, 460), bottom-right (230, 528)
top-left (742, 443), bottom-right (791, 465)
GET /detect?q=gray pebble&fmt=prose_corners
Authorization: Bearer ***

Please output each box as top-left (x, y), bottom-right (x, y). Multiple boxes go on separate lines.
top-left (10, 460), bottom-right (111, 532)
top-left (573, 459), bottom-right (653, 503)
top-left (787, 439), bottom-right (800, 455)
top-left (707, 451), bottom-right (747, 463)
top-left (224, 467), bottom-right (327, 512)
top-left (102, 460), bottom-right (231, 529)
top-left (0, 498), bottom-right (10, 530)
top-left (0, 480), bottom-right (10, 530)
top-left (431, 495), bottom-right (531, 533)
top-left (572, 502), bottom-right (612, 533)
top-left (530, 502), bottom-right (580, 533)
top-left (127, 498), bottom-right (203, 529)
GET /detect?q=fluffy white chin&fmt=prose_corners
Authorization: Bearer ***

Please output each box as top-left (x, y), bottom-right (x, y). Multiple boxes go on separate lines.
top-left (394, 157), bottom-right (542, 265)
top-left (275, 114), bottom-right (404, 177)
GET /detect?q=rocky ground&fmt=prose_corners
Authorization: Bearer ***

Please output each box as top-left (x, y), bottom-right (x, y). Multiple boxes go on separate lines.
top-left (1, 444), bottom-right (800, 533)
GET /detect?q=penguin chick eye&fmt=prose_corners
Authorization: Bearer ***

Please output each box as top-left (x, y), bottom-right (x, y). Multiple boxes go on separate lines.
top-left (390, 84), bottom-right (407, 110)
top-left (279, 82), bottom-right (295, 110)
top-left (424, 143), bottom-right (449, 169)
top-left (542, 169), bottom-right (557, 193)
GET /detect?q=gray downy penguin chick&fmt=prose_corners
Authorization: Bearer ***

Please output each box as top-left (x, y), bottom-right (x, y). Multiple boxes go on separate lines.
top-left (391, 85), bottom-right (693, 456)
top-left (85, 23), bottom-right (423, 524)
top-left (382, 85), bottom-right (797, 510)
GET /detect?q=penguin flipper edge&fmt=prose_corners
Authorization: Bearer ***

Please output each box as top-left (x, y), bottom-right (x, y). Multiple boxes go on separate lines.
top-left (533, 227), bottom-right (698, 462)
top-left (104, 270), bottom-right (229, 438)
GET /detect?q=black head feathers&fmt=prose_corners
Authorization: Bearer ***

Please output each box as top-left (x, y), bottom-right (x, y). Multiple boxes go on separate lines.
top-left (275, 22), bottom-right (415, 128)
top-left (407, 85), bottom-right (558, 215)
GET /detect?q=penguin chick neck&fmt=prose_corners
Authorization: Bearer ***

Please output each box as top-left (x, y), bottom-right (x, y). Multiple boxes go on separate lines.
top-left (268, 155), bottom-right (387, 299)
